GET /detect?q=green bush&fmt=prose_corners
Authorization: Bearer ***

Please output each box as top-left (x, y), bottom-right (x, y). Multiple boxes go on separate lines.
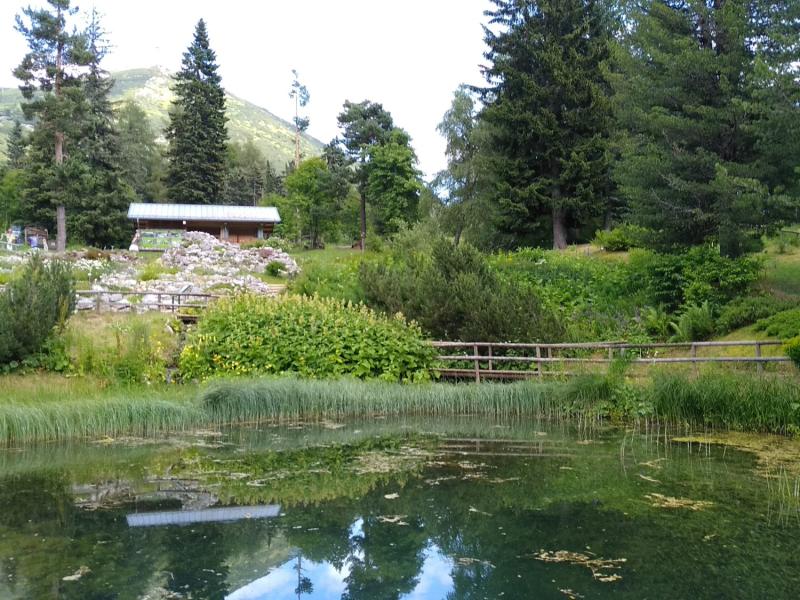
top-left (360, 237), bottom-right (564, 342)
top-left (670, 301), bottom-right (716, 342)
top-left (755, 308), bottom-right (800, 340)
top-left (0, 255), bottom-right (75, 365)
top-left (593, 224), bottom-right (649, 251)
top-left (266, 261), bottom-right (283, 277)
top-left (785, 337), bottom-right (800, 369)
top-left (628, 246), bottom-right (761, 310)
top-left (717, 295), bottom-right (795, 333)
top-left (179, 294), bottom-right (436, 382)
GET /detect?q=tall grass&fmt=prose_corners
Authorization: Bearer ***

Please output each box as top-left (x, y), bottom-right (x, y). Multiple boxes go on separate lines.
top-left (0, 397), bottom-right (205, 444)
top-left (650, 372), bottom-right (800, 433)
top-left (200, 376), bottom-right (611, 424)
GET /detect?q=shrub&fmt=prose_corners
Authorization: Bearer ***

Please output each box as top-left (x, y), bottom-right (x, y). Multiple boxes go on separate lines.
top-left (0, 255), bottom-right (75, 365)
top-left (593, 224), bottom-right (649, 251)
top-left (717, 295), bottom-right (795, 333)
top-left (628, 246), bottom-right (761, 310)
top-left (642, 305), bottom-right (671, 339)
top-left (138, 261), bottom-right (178, 282)
top-left (266, 261), bottom-right (283, 277)
top-left (785, 337), bottom-right (800, 369)
top-left (361, 237), bottom-right (564, 342)
top-left (670, 301), bottom-right (716, 342)
top-left (755, 308), bottom-right (800, 340)
top-left (241, 236), bottom-right (296, 251)
top-left (179, 294), bottom-right (436, 382)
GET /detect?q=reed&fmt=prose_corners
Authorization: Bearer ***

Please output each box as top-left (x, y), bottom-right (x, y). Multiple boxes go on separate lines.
top-left (0, 390), bottom-right (204, 445)
top-left (200, 377), bottom-right (587, 423)
top-left (650, 372), bottom-right (800, 433)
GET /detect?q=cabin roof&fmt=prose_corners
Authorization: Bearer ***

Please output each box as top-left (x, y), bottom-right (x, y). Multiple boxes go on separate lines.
top-left (127, 203), bottom-right (281, 223)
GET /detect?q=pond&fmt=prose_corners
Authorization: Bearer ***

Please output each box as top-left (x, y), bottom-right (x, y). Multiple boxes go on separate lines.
top-left (1, 417), bottom-right (799, 599)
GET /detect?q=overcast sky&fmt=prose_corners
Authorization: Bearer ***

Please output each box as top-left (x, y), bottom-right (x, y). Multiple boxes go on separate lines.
top-left (0, 0), bottom-right (493, 178)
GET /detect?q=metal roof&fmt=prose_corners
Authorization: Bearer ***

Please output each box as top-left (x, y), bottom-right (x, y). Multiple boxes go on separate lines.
top-left (127, 203), bottom-right (281, 223)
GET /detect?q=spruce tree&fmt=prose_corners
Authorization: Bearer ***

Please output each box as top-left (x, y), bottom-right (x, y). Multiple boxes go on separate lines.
top-left (69, 10), bottom-right (134, 248)
top-left (478, 0), bottom-right (614, 249)
top-left (14, 0), bottom-right (89, 250)
top-left (6, 121), bottom-right (28, 169)
top-left (165, 19), bottom-right (228, 204)
top-left (613, 0), bottom-right (800, 256)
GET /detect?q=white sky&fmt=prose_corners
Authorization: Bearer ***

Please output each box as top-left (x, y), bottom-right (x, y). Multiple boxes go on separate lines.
top-left (0, 0), bottom-right (493, 179)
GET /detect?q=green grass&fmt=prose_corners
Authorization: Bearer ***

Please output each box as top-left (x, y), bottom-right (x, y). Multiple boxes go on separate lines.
top-left (293, 246), bottom-right (364, 270)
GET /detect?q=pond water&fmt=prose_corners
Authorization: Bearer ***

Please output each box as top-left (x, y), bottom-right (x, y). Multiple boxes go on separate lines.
top-left (1, 417), bottom-right (799, 599)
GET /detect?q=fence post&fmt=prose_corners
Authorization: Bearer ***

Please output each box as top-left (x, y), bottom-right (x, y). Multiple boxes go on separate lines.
top-left (487, 344), bottom-right (493, 373)
top-left (691, 343), bottom-right (698, 375)
top-left (755, 342), bottom-right (763, 373)
top-left (473, 343), bottom-right (480, 383)
top-left (536, 346), bottom-right (543, 380)
top-left (95, 293), bottom-right (101, 313)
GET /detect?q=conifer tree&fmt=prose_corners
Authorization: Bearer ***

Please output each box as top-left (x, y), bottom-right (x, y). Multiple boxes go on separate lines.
top-left (68, 10), bottom-right (133, 247)
top-left (14, 0), bottom-right (89, 250)
top-left (165, 19), bottom-right (227, 204)
top-left (117, 101), bottom-right (166, 202)
top-left (6, 121), bottom-right (28, 169)
top-left (334, 100), bottom-right (394, 249)
top-left (613, 0), bottom-right (800, 256)
top-left (478, 0), bottom-right (614, 249)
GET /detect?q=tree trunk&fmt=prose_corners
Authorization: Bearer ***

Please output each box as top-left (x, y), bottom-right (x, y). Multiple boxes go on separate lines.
top-left (552, 205), bottom-right (567, 250)
top-left (55, 13), bottom-right (66, 252)
top-left (55, 131), bottom-right (66, 252)
top-left (453, 224), bottom-right (463, 246)
top-left (359, 191), bottom-right (367, 252)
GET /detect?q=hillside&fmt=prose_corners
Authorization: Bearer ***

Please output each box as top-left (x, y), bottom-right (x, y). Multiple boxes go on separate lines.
top-left (0, 66), bottom-right (324, 169)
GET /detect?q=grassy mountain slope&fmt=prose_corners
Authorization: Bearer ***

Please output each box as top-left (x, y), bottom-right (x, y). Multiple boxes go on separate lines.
top-left (0, 66), bottom-right (323, 168)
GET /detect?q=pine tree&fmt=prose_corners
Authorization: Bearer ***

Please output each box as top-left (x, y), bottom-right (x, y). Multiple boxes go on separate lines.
top-left (334, 100), bottom-right (394, 249)
top-left (478, 0), bottom-right (614, 249)
top-left (68, 10), bottom-right (134, 247)
top-left (613, 0), bottom-right (800, 256)
top-left (6, 121), bottom-right (28, 169)
top-left (14, 0), bottom-right (90, 250)
top-left (165, 19), bottom-right (228, 204)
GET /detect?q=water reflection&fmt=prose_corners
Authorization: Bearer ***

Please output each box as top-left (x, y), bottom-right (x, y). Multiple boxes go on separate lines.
top-left (0, 420), bottom-right (799, 599)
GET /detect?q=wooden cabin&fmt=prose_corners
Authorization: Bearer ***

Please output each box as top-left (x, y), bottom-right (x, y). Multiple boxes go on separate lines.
top-left (127, 203), bottom-right (281, 244)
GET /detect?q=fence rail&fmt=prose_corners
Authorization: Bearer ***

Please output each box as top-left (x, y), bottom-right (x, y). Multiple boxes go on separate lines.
top-left (75, 289), bottom-right (220, 319)
top-left (430, 340), bottom-right (790, 382)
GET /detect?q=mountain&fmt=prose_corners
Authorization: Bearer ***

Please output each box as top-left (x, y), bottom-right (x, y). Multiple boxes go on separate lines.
top-left (0, 66), bottom-right (324, 168)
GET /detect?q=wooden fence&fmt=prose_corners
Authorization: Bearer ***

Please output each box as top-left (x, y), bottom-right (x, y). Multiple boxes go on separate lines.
top-left (431, 340), bottom-right (791, 382)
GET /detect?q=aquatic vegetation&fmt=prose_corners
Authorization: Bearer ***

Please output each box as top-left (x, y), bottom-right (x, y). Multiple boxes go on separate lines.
top-left (200, 377), bottom-right (584, 422)
top-left (0, 392), bottom-right (204, 445)
top-left (644, 493), bottom-right (714, 511)
top-left (531, 550), bottom-right (626, 583)
top-left (650, 372), bottom-right (800, 433)
top-left (673, 432), bottom-right (800, 478)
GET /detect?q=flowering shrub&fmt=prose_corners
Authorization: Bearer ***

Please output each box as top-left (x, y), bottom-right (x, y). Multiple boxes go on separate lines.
top-left (179, 294), bottom-right (435, 382)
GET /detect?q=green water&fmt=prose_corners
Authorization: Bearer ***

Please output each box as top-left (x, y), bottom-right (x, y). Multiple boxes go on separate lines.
top-left (1, 417), bottom-right (798, 599)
